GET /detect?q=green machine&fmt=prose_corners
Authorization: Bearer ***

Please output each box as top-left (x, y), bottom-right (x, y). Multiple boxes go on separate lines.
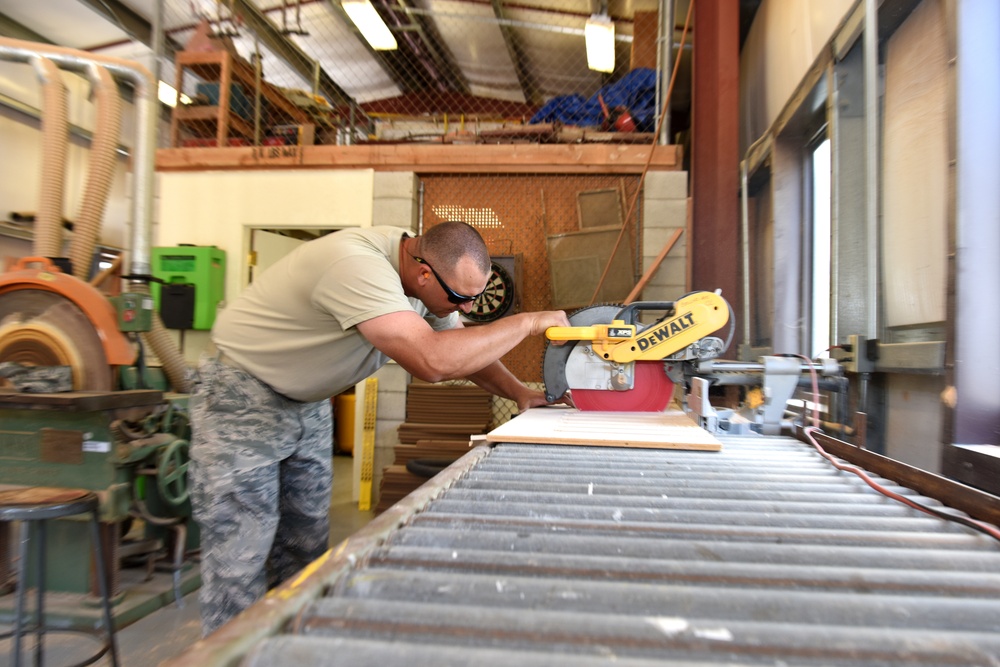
top-left (150, 245), bottom-right (226, 330)
top-left (0, 258), bottom-right (198, 628)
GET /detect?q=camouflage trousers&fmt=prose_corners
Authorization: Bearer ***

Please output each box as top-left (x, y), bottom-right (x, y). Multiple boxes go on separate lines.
top-left (189, 356), bottom-right (333, 636)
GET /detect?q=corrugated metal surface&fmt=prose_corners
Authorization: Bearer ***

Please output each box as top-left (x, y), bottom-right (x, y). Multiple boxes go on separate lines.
top-left (242, 435), bottom-right (1000, 666)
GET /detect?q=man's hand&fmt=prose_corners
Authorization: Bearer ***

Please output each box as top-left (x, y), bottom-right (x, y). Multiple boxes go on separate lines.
top-left (525, 310), bottom-right (571, 337)
top-left (513, 387), bottom-right (575, 413)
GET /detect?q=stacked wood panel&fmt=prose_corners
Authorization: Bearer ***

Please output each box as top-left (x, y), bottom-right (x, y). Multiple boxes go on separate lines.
top-left (375, 382), bottom-right (492, 514)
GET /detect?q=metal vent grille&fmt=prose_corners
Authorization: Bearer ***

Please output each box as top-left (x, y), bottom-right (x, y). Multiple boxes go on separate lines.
top-left (240, 435), bottom-right (1000, 666)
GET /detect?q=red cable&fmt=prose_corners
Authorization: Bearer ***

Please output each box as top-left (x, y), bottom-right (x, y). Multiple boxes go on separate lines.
top-left (794, 355), bottom-right (1000, 543)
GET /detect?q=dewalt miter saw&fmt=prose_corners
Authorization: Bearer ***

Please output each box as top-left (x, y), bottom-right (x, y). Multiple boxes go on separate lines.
top-left (543, 291), bottom-right (733, 411)
top-left (543, 290), bottom-right (848, 436)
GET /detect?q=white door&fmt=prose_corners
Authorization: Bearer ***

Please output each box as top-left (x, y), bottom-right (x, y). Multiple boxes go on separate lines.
top-left (249, 229), bottom-right (306, 283)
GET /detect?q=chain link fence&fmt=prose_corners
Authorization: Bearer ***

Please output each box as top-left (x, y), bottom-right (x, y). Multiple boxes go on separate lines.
top-left (159, 0), bottom-right (670, 147)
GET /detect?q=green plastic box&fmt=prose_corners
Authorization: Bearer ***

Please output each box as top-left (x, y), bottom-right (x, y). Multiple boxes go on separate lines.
top-left (151, 245), bottom-right (226, 330)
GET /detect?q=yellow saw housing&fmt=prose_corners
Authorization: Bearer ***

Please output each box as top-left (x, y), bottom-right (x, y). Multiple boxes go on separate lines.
top-left (546, 291), bottom-right (730, 362)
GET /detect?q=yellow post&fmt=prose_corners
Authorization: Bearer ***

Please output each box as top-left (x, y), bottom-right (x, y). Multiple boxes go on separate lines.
top-left (358, 377), bottom-right (377, 511)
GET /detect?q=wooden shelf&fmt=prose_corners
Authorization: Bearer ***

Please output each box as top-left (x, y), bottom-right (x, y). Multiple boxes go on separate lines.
top-left (155, 143), bottom-right (684, 173)
top-left (170, 50), bottom-right (310, 148)
top-left (172, 105), bottom-right (254, 140)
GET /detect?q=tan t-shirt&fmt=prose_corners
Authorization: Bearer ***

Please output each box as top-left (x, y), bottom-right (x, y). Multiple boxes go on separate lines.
top-left (212, 226), bottom-right (458, 402)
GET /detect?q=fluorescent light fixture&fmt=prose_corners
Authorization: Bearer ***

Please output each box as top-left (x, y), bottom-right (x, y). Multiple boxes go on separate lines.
top-left (585, 14), bottom-right (615, 73)
top-left (343, 0), bottom-right (397, 50)
top-left (158, 81), bottom-right (191, 108)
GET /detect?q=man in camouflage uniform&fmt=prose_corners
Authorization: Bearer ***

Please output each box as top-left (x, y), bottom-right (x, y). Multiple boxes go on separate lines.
top-left (190, 222), bottom-right (570, 634)
top-left (190, 359), bottom-right (332, 629)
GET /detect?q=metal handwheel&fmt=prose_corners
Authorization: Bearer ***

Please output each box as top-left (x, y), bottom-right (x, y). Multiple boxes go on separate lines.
top-left (157, 439), bottom-right (191, 507)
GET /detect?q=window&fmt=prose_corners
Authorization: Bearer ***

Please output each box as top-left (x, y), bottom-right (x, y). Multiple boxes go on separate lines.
top-left (810, 137), bottom-right (831, 358)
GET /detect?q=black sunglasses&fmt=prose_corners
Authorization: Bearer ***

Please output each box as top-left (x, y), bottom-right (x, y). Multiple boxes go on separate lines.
top-left (409, 253), bottom-right (482, 304)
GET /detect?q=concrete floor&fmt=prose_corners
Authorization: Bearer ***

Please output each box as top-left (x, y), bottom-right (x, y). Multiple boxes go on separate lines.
top-left (0, 454), bottom-right (375, 666)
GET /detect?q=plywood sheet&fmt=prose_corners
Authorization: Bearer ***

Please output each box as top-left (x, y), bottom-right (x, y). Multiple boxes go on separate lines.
top-left (577, 189), bottom-right (622, 229)
top-left (547, 226), bottom-right (633, 309)
top-left (486, 407), bottom-right (722, 451)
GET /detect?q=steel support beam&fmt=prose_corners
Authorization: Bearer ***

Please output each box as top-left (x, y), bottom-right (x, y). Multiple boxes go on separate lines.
top-left (326, 0), bottom-right (421, 94)
top-left (690, 0), bottom-right (740, 345)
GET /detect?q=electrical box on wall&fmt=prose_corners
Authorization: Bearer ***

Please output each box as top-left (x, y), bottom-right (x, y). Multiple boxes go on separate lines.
top-left (150, 245), bottom-right (226, 330)
top-left (463, 254), bottom-right (522, 324)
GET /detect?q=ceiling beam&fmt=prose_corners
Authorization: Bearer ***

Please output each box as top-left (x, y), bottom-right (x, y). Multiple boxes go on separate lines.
top-left (490, 0), bottom-right (543, 106)
top-left (76, 0), bottom-right (183, 58)
top-left (328, 0), bottom-right (470, 98)
top-left (228, 0), bottom-right (355, 107)
top-left (326, 0), bottom-right (422, 94)
top-left (387, 0), bottom-right (470, 96)
top-left (0, 12), bottom-right (52, 43)
top-left (1, 6), bottom-right (147, 109)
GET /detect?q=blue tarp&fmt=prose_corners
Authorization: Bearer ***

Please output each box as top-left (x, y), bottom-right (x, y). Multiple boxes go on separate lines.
top-left (529, 68), bottom-right (658, 132)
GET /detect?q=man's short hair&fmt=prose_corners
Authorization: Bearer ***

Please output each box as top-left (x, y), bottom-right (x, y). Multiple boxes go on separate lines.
top-left (421, 221), bottom-right (491, 274)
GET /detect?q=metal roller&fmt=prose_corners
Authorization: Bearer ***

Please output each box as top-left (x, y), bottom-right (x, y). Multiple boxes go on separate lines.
top-left (390, 527), bottom-right (1000, 567)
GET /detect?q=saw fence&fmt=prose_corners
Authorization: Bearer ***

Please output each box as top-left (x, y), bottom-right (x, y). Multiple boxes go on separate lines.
top-left (166, 432), bottom-right (1000, 667)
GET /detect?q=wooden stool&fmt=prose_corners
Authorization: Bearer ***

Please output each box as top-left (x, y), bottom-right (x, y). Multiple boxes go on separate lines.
top-left (0, 487), bottom-right (119, 667)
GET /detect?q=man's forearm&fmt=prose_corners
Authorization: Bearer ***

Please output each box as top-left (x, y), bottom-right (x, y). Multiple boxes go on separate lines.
top-left (466, 360), bottom-right (531, 402)
top-left (357, 309), bottom-right (571, 386)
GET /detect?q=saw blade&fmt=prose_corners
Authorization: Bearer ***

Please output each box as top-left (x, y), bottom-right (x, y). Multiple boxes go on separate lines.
top-left (542, 304), bottom-right (621, 403)
top-left (573, 360), bottom-right (675, 412)
top-left (543, 303), bottom-right (676, 411)
top-left (0, 288), bottom-right (111, 390)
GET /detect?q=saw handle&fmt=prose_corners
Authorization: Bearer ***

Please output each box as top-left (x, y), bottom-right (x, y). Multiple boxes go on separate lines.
top-left (546, 325), bottom-right (605, 341)
top-left (545, 302), bottom-right (680, 340)
top-left (614, 301), bottom-right (677, 325)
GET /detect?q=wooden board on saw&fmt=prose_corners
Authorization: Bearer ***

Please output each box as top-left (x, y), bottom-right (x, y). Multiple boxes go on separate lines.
top-left (485, 407), bottom-right (722, 451)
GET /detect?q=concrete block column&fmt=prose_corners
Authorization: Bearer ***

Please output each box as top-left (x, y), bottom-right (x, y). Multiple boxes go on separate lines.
top-left (640, 170), bottom-right (689, 303)
top-left (353, 171), bottom-right (419, 504)
top-left (372, 171), bottom-right (418, 232)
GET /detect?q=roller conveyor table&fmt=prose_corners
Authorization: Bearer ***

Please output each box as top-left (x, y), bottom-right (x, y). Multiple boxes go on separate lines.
top-left (168, 433), bottom-right (1000, 667)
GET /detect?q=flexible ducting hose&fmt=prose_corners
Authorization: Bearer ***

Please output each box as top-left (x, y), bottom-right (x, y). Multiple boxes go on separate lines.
top-left (135, 282), bottom-right (192, 393)
top-left (31, 56), bottom-right (68, 259)
top-left (69, 64), bottom-right (121, 281)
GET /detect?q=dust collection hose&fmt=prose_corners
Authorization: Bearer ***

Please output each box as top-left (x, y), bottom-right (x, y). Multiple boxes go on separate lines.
top-left (31, 56), bottom-right (68, 259)
top-left (69, 63), bottom-right (122, 281)
top-left (138, 281), bottom-right (192, 393)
